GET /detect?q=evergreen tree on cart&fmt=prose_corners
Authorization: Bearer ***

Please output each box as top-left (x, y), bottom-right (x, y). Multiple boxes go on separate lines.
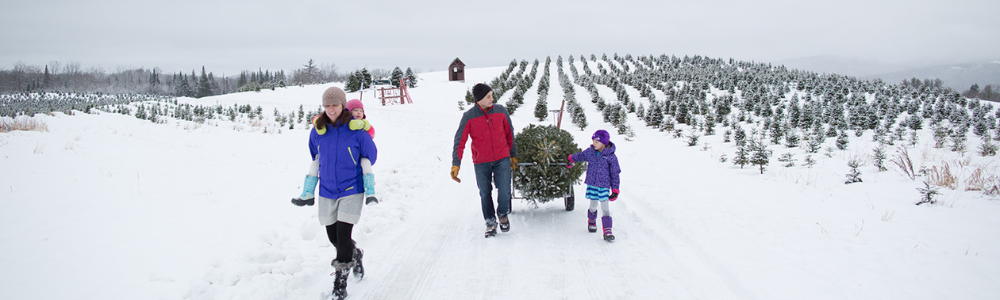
top-left (513, 125), bottom-right (586, 205)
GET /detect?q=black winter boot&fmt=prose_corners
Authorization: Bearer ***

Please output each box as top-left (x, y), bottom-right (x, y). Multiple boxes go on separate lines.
top-left (331, 261), bottom-right (354, 300)
top-left (352, 248), bottom-right (364, 279)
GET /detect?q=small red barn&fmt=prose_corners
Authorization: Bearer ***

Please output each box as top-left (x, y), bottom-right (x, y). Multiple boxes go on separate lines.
top-left (449, 58), bottom-right (465, 82)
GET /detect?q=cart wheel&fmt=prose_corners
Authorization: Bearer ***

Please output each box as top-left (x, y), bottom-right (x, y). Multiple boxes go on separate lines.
top-left (564, 189), bottom-right (575, 211)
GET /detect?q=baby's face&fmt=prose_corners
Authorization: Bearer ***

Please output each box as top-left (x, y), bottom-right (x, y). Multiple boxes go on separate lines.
top-left (351, 108), bottom-right (364, 120)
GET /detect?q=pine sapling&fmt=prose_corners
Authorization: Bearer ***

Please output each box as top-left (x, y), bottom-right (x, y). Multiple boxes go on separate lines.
top-left (893, 125), bottom-right (906, 144)
top-left (733, 144), bottom-right (750, 169)
top-left (933, 125), bottom-right (949, 148)
top-left (779, 152), bottom-right (796, 167)
top-left (872, 144), bottom-right (888, 172)
top-left (785, 132), bottom-right (800, 148)
top-left (916, 181), bottom-right (940, 205)
top-left (750, 138), bottom-right (772, 174)
top-left (807, 135), bottom-right (823, 153)
top-left (845, 159), bottom-right (863, 184)
top-left (836, 130), bottom-right (849, 150)
top-left (804, 155), bottom-right (816, 168)
top-left (980, 133), bottom-right (998, 156)
top-left (686, 130), bottom-right (701, 146)
top-left (734, 126), bottom-right (747, 146)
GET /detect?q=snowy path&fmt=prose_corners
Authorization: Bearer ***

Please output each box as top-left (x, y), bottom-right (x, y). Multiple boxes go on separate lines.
top-left (3, 67), bottom-right (998, 300)
top-left (312, 83), bottom-right (754, 300)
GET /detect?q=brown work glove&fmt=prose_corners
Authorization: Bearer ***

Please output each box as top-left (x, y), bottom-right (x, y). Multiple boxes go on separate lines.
top-left (450, 166), bottom-right (461, 183)
top-left (511, 157), bottom-right (518, 170)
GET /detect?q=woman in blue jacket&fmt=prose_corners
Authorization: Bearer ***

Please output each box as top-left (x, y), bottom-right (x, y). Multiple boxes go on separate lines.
top-left (307, 87), bottom-right (377, 299)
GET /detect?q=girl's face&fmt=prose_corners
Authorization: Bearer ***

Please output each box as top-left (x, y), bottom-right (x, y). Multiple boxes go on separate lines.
top-left (592, 139), bottom-right (605, 151)
top-left (351, 108), bottom-right (365, 120)
top-left (324, 103), bottom-right (343, 120)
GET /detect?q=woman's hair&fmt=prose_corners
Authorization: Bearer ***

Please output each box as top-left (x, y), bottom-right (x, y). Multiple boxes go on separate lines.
top-left (314, 109), bottom-right (352, 130)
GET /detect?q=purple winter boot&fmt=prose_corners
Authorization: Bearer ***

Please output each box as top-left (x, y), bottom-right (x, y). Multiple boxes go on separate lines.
top-left (587, 210), bottom-right (598, 233)
top-left (602, 216), bottom-right (615, 241)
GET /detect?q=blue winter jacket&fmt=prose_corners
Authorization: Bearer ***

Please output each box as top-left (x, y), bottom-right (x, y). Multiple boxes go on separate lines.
top-left (570, 143), bottom-right (620, 190)
top-left (309, 121), bottom-right (378, 200)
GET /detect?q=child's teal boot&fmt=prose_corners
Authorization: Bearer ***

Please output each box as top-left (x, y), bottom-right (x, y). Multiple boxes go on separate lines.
top-left (291, 175), bottom-right (318, 206)
top-left (363, 173), bottom-right (378, 204)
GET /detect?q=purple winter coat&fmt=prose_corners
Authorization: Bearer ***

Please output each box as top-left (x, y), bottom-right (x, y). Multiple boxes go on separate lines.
top-left (570, 142), bottom-right (621, 190)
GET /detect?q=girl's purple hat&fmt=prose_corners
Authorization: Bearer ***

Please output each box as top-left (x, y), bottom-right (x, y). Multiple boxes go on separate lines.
top-left (592, 129), bottom-right (610, 145)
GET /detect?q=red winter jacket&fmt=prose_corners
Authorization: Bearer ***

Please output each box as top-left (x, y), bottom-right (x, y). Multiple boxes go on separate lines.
top-left (452, 104), bottom-right (517, 166)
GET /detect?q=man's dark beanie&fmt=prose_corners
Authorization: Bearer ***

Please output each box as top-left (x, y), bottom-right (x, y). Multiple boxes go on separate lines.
top-left (472, 83), bottom-right (492, 101)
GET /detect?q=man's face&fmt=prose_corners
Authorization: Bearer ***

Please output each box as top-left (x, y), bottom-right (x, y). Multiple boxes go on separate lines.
top-left (477, 91), bottom-right (494, 109)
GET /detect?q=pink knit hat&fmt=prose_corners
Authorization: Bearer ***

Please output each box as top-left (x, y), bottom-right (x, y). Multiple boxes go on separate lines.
top-left (346, 99), bottom-right (365, 119)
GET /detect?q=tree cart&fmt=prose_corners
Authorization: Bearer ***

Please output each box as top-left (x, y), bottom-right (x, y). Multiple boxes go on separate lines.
top-left (511, 124), bottom-right (586, 211)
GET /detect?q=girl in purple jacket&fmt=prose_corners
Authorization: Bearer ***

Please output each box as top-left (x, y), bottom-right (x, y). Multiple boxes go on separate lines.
top-left (567, 129), bottom-right (621, 241)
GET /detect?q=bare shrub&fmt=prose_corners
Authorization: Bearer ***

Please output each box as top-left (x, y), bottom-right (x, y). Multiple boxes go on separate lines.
top-left (965, 168), bottom-right (987, 191)
top-left (926, 163), bottom-right (957, 189)
top-left (0, 116), bottom-right (49, 132)
top-left (891, 146), bottom-right (916, 180)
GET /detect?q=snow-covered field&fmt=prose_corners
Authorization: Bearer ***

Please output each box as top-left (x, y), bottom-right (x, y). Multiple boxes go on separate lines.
top-left (2, 65), bottom-right (999, 300)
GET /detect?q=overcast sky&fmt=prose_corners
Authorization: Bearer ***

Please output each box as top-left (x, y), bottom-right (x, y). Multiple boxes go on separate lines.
top-left (2, 0), bottom-right (998, 76)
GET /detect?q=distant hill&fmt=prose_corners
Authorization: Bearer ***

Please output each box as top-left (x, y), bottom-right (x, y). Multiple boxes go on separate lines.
top-left (865, 61), bottom-right (1000, 91)
top-left (776, 55), bottom-right (907, 78)
top-left (776, 55), bottom-right (1000, 91)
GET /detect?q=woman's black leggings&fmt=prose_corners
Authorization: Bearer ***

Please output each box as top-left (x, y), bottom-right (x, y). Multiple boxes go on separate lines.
top-left (326, 222), bottom-right (355, 264)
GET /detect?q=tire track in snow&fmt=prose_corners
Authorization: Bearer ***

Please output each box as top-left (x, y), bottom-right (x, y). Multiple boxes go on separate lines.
top-left (358, 219), bottom-right (459, 300)
top-left (622, 199), bottom-right (754, 299)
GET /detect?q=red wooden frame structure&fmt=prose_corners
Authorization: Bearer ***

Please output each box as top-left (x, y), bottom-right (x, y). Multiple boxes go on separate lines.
top-left (377, 79), bottom-right (414, 106)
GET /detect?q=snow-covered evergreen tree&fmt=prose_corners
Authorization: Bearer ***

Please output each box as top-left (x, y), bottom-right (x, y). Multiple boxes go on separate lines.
top-left (390, 67), bottom-right (404, 87)
top-left (345, 72), bottom-right (362, 93)
top-left (749, 137), bottom-right (772, 174)
top-left (779, 152), bottom-right (796, 167)
top-left (733, 142), bottom-right (750, 169)
top-left (196, 67), bottom-right (212, 98)
top-left (512, 125), bottom-right (585, 204)
top-left (979, 133), bottom-right (997, 156)
top-left (845, 159), bottom-right (863, 184)
top-left (534, 93), bottom-right (548, 121)
top-left (405, 67), bottom-right (418, 88)
top-left (804, 154), bottom-right (816, 168)
top-left (836, 130), bottom-right (849, 150)
top-left (916, 182), bottom-right (939, 205)
top-left (872, 144), bottom-right (888, 172)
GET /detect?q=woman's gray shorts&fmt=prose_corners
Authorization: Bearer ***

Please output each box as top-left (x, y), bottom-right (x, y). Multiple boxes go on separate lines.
top-left (317, 193), bottom-right (364, 225)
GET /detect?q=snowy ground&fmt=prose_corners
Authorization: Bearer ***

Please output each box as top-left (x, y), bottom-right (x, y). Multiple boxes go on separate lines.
top-left (2, 65), bottom-right (999, 300)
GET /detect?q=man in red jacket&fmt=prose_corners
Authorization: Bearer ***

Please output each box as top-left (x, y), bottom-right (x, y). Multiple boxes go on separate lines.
top-left (451, 83), bottom-right (518, 238)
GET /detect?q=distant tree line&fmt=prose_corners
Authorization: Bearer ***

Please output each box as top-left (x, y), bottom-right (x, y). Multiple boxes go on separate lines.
top-left (0, 59), bottom-right (419, 98)
top-left (344, 67), bottom-right (419, 92)
top-left (962, 83), bottom-right (1000, 102)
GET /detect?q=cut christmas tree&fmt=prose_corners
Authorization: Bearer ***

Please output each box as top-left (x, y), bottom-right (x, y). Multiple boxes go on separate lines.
top-left (512, 124), bottom-right (586, 210)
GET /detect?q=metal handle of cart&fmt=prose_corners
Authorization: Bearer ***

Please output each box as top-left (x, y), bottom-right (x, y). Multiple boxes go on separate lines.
top-left (511, 162), bottom-right (576, 211)
top-left (515, 162), bottom-right (570, 166)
